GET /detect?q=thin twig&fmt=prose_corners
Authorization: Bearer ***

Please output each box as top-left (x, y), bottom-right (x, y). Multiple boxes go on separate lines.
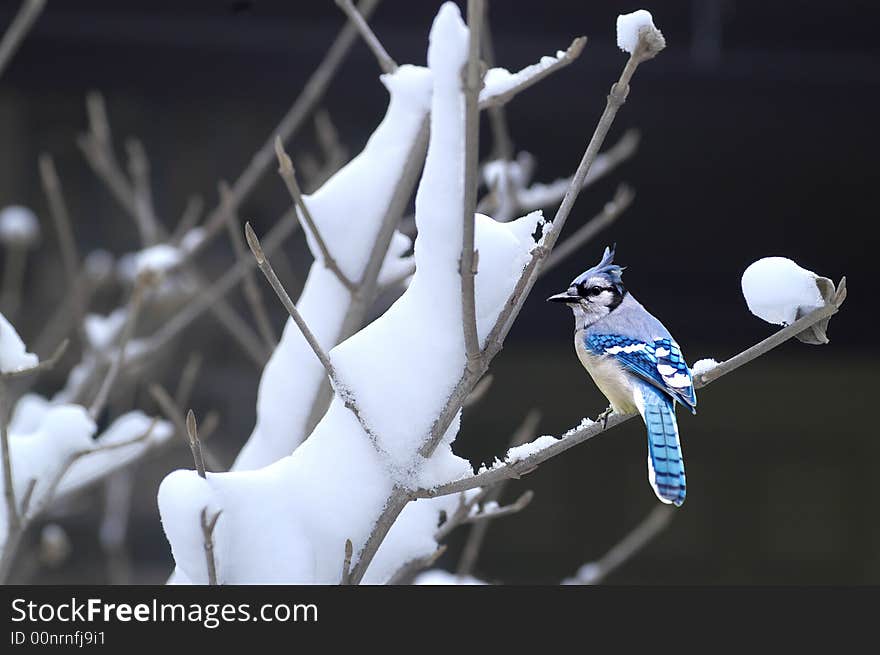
top-left (174, 352), bottom-right (203, 409)
top-left (460, 0), bottom-right (485, 376)
top-left (0, 0), bottom-right (46, 79)
top-left (185, 410), bottom-right (207, 479)
top-left (38, 154), bottom-right (86, 335)
top-left (124, 137), bottom-right (161, 245)
top-left (0, 338), bottom-right (68, 381)
top-left (0, 379), bottom-right (18, 535)
top-left (89, 280), bottom-right (146, 419)
top-left (386, 545), bottom-right (447, 585)
top-left (220, 181), bottom-right (277, 350)
top-left (201, 507), bottom-right (221, 585)
top-left (146, 210), bottom-right (299, 356)
top-left (340, 539), bottom-right (353, 585)
top-left (481, 3), bottom-right (514, 162)
top-left (565, 505), bottom-right (674, 585)
top-left (274, 137), bottom-right (356, 292)
top-left (478, 36), bottom-right (587, 110)
top-left (245, 222), bottom-right (336, 379)
top-left (334, 0), bottom-right (397, 74)
top-left (171, 195), bottom-right (204, 245)
top-left (542, 184), bottom-right (634, 274)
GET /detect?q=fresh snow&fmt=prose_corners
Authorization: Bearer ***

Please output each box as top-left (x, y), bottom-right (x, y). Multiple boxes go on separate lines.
top-left (741, 257), bottom-right (825, 326)
top-left (0, 312), bottom-right (38, 373)
top-left (616, 10), bottom-right (656, 54)
top-left (691, 358), bottom-right (719, 376)
top-left (506, 435), bottom-right (559, 464)
top-left (0, 405), bottom-right (96, 551)
top-left (159, 2), bottom-right (543, 585)
top-left (481, 51), bottom-right (568, 103)
top-left (232, 59), bottom-right (430, 472)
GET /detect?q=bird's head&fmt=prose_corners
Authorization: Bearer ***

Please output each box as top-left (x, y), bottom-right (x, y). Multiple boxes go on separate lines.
top-left (547, 245), bottom-right (627, 326)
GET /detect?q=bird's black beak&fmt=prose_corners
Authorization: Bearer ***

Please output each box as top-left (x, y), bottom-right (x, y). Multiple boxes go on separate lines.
top-left (547, 289), bottom-right (579, 304)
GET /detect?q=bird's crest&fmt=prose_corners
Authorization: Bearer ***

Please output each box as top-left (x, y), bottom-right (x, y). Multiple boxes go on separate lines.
top-left (572, 245), bottom-right (626, 292)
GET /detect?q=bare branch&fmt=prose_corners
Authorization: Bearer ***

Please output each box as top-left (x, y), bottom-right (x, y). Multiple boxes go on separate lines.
top-left (201, 507), bottom-right (221, 585)
top-left (463, 489), bottom-right (534, 524)
top-left (564, 505), bottom-right (674, 585)
top-left (542, 184), bottom-right (634, 274)
top-left (0, 379), bottom-right (19, 534)
top-left (38, 154), bottom-right (86, 334)
top-left (89, 280), bottom-right (146, 419)
top-left (220, 181), bottom-right (277, 350)
top-left (460, 0), bottom-right (485, 376)
top-left (463, 373), bottom-right (494, 409)
top-left (478, 36), bottom-right (587, 110)
top-left (387, 545), bottom-right (447, 586)
top-left (481, 6), bottom-right (514, 162)
top-left (245, 222), bottom-right (336, 380)
top-left (171, 195), bottom-right (204, 245)
top-left (0, 0), bottom-right (46, 79)
top-left (274, 138), bottom-right (357, 292)
top-left (334, 0), bottom-right (397, 74)
top-left (340, 539), bottom-right (354, 585)
top-left (124, 137), bottom-right (161, 245)
top-left (185, 410), bottom-right (207, 479)
top-left (174, 352), bottom-right (203, 409)
top-left (146, 210), bottom-right (299, 356)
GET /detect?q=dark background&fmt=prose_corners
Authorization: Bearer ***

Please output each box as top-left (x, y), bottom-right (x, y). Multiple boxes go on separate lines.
top-left (0, 0), bottom-right (877, 584)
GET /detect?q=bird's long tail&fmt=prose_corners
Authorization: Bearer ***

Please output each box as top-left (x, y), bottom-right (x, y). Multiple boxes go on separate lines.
top-left (636, 384), bottom-right (686, 507)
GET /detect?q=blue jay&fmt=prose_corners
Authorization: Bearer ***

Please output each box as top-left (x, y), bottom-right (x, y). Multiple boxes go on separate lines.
top-left (547, 246), bottom-right (696, 506)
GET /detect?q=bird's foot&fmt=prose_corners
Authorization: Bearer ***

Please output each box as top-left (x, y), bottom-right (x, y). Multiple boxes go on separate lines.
top-left (597, 406), bottom-right (614, 429)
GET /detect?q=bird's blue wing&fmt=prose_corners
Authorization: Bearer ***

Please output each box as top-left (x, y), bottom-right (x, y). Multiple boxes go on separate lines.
top-left (585, 334), bottom-right (697, 413)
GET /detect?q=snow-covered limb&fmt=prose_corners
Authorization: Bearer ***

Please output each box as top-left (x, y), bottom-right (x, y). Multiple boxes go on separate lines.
top-left (232, 59), bottom-right (431, 470)
top-left (412, 287), bottom-right (847, 501)
top-left (0, 0), bottom-right (46, 79)
top-left (159, 3), bottom-right (541, 585)
top-left (350, 8), bottom-right (665, 585)
top-left (0, 406), bottom-right (170, 582)
top-left (562, 504), bottom-right (674, 585)
top-left (479, 36), bottom-right (587, 110)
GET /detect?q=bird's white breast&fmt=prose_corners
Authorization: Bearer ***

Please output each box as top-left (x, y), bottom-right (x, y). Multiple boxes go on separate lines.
top-left (574, 331), bottom-right (639, 415)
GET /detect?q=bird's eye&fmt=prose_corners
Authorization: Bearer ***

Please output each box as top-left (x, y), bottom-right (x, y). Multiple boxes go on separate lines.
top-left (587, 286), bottom-right (604, 296)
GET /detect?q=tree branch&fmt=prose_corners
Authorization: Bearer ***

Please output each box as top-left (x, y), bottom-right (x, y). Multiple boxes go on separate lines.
top-left (460, 0), bottom-right (485, 375)
top-left (413, 284), bottom-right (846, 499)
top-left (542, 183), bottom-right (634, 275)
top-left (201, 507), bottom-right (221, 585)
top-left (564, 505), bottom-right (674, 585)
top-left (185, 410), bottom-right (207, 479)
top-left (334, 0), bottom-right (397, 74)
top-left (274, 137), bottom-right (357, 292)
top-left (220, 181), bottom-right (277, 351)
top-left (0, 0), bottom-right (46, 79)
top-left (478, 36), bottom-right (587, 110)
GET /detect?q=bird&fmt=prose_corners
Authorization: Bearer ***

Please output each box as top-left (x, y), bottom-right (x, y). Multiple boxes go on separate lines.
top-left (547, 246), bottom-right (696, 507)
